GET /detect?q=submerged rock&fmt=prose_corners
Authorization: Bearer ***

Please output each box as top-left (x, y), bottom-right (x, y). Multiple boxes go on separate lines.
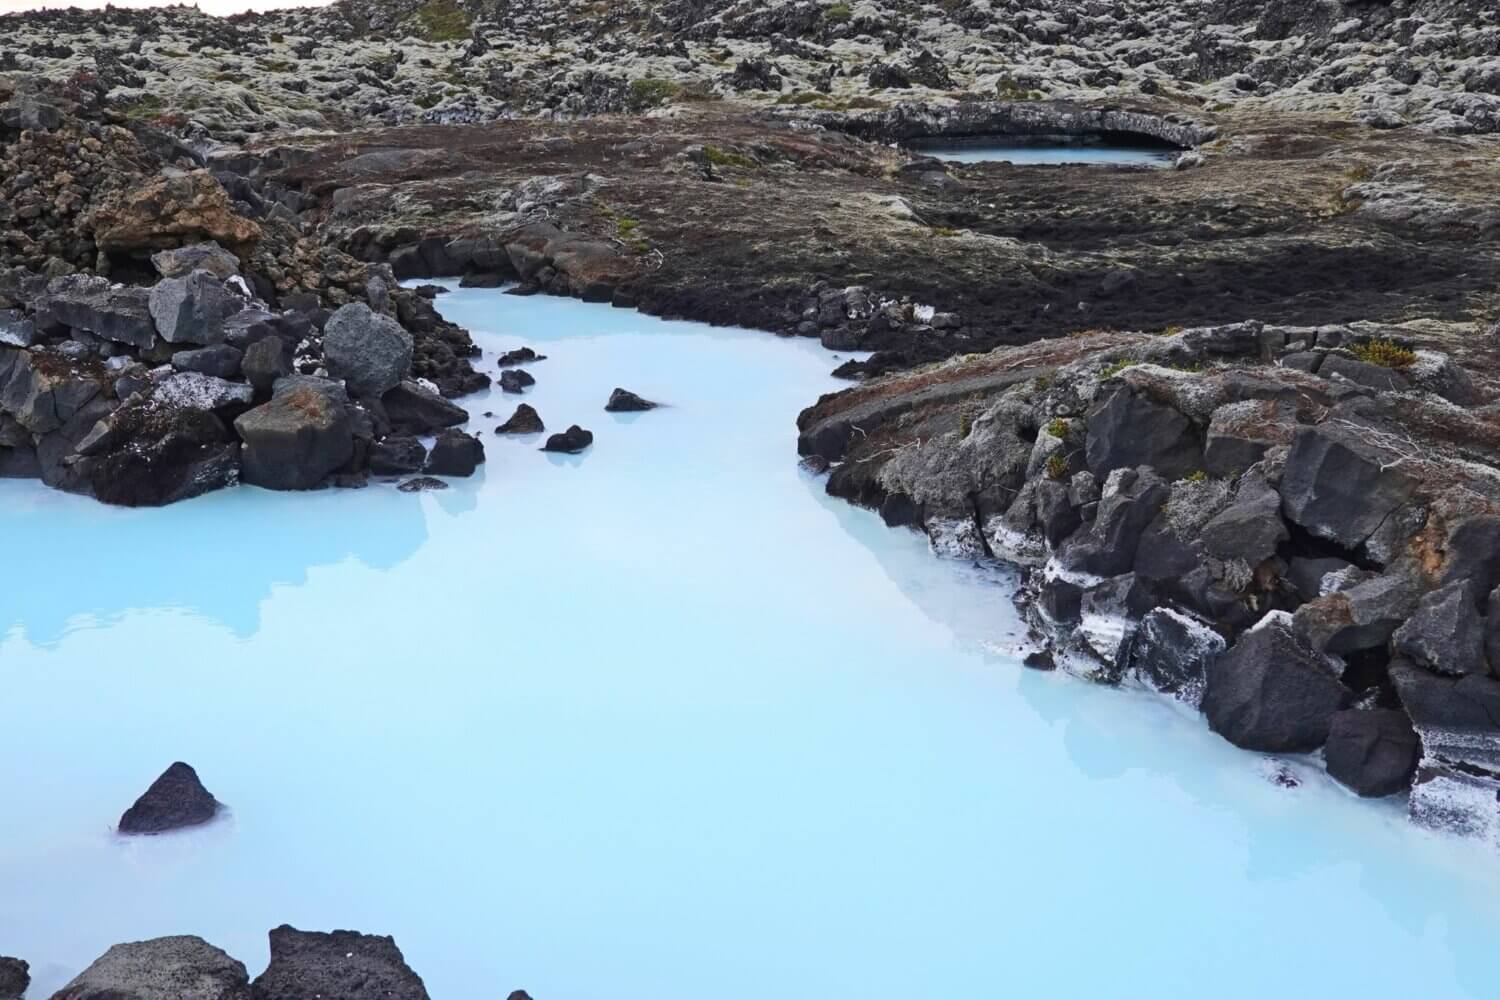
top-left (52, 936), bottom-right (249, 1000)
top-left (397, 476), bottom-right (447, 492)
top-left (605, 387), bottom-right (658, 412)
top-left (496, 347), bottom-right (545, 366)
top-left (542, 424), bottom-right (593, 454)
top-left (249, 925), bottom-right (430, 1000)
top-left (496, 403), bottom-right (544, 434)
top-left (117, 761), bottom-right (220, 835)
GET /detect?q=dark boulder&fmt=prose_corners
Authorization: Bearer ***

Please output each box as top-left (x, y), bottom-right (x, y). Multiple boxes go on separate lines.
top-left (249, 925), bottom-right (430, 1000)
top-left (496, 346), bottom-right (544, 366)
top-left (1390, 661), bottom-right (1500, 771)
top-left (1084, 382), bottom-right (1202, 481)
top-left (172, 344), bottom-right (242, 379)
top-left (1393, 581), bottom-right (1487, 677)
top-left (425, 429), bottom-right (485, 477)
top-left (234, 379), bottom-right (353, 491)
top-left (118, 761), bottom-right (220, 834)
top-left (84, 394), bottom-right (240, 507)
top-left (1319, 354), bottom-right (1411, 392)
top-left (1198, 474), bottom-right (1288, 566)
top-left (1038, 577), bottom-right (1082, 624)
top-left (1202, 614), bottom-right (1350, 752)
top-left (368, 436), bottom-right (426, 475)
top-left (0, 957), bottom-right (27, 1000)
top-left (382, 380), bottom-right (467, 435)
top-left (1292, 570), bottom-right (1422, 655)
top-left (1288, 556), bottom-right (1355, 602)
top-left (0, 308), bottom-right (36, 348)
top-left (1203, 399), bottom-right (1295, 477)
top-left (242, 335), bottom-right (293, 393)
top-left (496, 403), bottom-right (544, 434)
top-left (1125, 607), bottom-right (1226, 706)
top-left (0, 348), bottom-right (107, 435)
top-left (149, 270), bottom-right (244, 346)
top-left (34, 274), bottom-right (155, 349)
top-left (542, 425), bottom-right (593, 454)
top-left (499, 369), bottom-right (535, 394)
top-left (1324, 709), bottom-right (1420, 797)
top-left (1060, 467), bottom-right (1170, 577)
top-left (1279, 420), bottom-right (1419, 552)
top-left (605, 387), bottom-right (658, 412)
top-left (51, 936), bottom-right (249, 1000)
top-left (1034, 479), bottom-right (1080, 547)
top-left (151, 241), bottom-right (240, 280)
top-left (323, 303), bottom-right (413, 396)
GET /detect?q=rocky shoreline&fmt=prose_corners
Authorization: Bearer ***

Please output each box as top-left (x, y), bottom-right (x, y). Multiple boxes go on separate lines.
top-left (3, 0), bottom-right (1500, 985)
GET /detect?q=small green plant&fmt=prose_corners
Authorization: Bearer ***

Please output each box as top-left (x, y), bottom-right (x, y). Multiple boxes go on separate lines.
top-left (416, 0), bottom-right (471, 42)
top-left (825, 2), bottom-right (853, 23)
top-left (1167, 361), bottom-right (1203, 373)
top-left (1033, 374), bottom-right (1052, 391)
top-left (958, 411), bottom-right (973, 438)
top-left (414, 92), bottom-right (442, 109)
top-left (1045, 454), bottom-right (1069, 481)
top-left (1045, 418), bottom-right (1068, 439)
top-left (930, 225), bottom-right (961, 238)
top-left (1099, 358), bottom-right (1134, 378)
top-left (703, 144), bottom-right (757, 169)
top-left (1183, 470), bottom-right (1209, 483)
top-left (1352, 338), bottom-right (1417, 370)
top-left (627, 77), bottom-right (681, 110)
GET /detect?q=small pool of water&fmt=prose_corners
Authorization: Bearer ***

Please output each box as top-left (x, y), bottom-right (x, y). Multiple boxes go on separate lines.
top-left (908, 137), bottom-right (1178, 166)
top-left (2, 285), bottom-right (1498, 998)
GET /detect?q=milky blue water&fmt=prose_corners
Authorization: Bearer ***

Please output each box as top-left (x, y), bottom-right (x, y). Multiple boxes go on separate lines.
top-left (3, 284), bottom-right (1498, 998)
top-left (910, 139), bottom-right (1177, 166)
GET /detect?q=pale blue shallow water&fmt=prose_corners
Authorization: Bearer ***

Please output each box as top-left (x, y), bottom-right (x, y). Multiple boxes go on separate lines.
top-left (910, 140), bottom-right (1176, 166)
top-left (2, 284), bottom-right (1498, 998)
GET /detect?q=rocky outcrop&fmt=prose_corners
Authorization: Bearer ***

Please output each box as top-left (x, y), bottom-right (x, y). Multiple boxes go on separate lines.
top-left (234, 378), bottom-right (354, 491)
top-left (51, 937), bottom-right (250, 1000)
top-left (424, 428), bottom-right (484, 477)
top-left (90, 170), bottom-right (261, 255)
top-left (323, 303), bottom-right (413, 396)
top-left (496, 403), bottom-right (544, 434)
top-left (543, 425), bottom-right (593, 454)
top-left (249, 926), bottom-right (429, 1000)
top-left (605, 388), bottom-right (658, 412)
top-left (117, 761), bottom-right (220, 835)
top-left (0, 957), bottom-right (28, 1000)
top-left (800, 317), bottom-right (1500, 836)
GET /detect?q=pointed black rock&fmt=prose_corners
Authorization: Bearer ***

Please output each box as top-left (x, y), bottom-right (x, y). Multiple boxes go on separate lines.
top-left (542, 425), bottom-right (593, 454)
top-left (496, 403), bottom-right (544, 434)
top-left (118, 762), bottom-right (220, 834)
top-left (605, 387), bottom-right (658, 412)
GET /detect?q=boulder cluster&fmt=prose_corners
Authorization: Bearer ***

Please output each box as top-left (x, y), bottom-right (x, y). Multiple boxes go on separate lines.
top-left (801, 319), bottom-right (1500, 839)
top-left (0, 246), bottom-right (485, 504)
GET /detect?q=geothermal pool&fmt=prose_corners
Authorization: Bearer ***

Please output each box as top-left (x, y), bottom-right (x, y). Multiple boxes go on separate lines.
top-left (2, 285), bottom-right (1498, 998)
top-left (908, 136), bottom-right (1178, 166)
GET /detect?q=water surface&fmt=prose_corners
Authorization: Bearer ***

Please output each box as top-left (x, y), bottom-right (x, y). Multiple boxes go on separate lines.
top-left (909, 137), bottom-right (1177, 166)
top-left (2, 286), bottom-right (1497, 998)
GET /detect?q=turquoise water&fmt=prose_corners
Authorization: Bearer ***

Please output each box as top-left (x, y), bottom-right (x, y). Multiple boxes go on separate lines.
top-left (2, 285), bottom-right (1497, 997)
top-left (910, 139), bottom-right (1176, 166)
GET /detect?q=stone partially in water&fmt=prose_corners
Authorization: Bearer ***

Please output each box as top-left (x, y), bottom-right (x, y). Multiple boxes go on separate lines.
top-left (397, 476), bottom-right (448, 492)
top-left (117, 762), bottom-right (220, 835)
top-left (249, 925), bottom-right (429, 1000)
top-left (424, 429), bottom-right (485, 477)
top-left (542, 424), bottom-right (593, 454)
top-left (499, 369), bottom-right (535, 394)
top-left (52, 937), bottom-right (248, 1000)
top-left (496, 403), bottom-right (544, 434)
top-left (605, 387), bottom-right (658, 412)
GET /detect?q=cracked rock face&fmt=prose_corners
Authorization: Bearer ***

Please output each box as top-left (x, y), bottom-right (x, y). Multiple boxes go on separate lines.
top-left (249, 925), bottom-right (430, 1000)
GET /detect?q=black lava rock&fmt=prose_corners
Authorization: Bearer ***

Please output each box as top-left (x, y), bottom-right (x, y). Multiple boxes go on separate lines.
top-left (605, 387), bottom-right (658, 412)
top-left (542, 425), bottom-right (593, 454)
top-left (499, 369), bottom-right (535, 393)
top-left (1202, 615), bottom-right (1350, 752)
top-left (397, 476), bottom-right (448, 492)
top-left (1324, 708), bottom-right (1420, 797)
top-left (0, 956), bottom-right (28, 1000)
top-left (118, 762), bottom-right (220, 835)
top-left (424, 429), bottom-right (485, 477)
top-left (250, 925), bottom-right (430, 1000)
top-left (368, 435), bottom-right (427, 475)
top-left (496, 403), bottom-right (544, 434)
top-left (496, 347), bottom-right (545, 366)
